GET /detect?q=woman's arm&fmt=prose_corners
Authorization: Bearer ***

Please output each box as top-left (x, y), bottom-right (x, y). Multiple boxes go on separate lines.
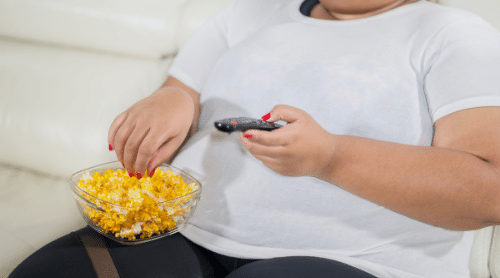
top-left (108, 76), bottom-right (200, 177)
top-left (107, 0), bottom-right (236, 177)
top-left (160, 76), bottom-right (201, 139)
top-left (323, 106), bottom-right (500, 230)
top-left (240, 105), bottom-right (500, 230)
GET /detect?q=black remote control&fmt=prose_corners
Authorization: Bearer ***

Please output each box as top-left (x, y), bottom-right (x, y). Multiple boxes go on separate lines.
top-left (214, 117), bottom-right (282, 133)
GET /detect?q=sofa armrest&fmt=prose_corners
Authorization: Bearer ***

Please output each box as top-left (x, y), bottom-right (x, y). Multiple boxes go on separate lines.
top-left (491, 226), bottom-right (500, 277)
top-left (470, 227), bottom-right (494, 278)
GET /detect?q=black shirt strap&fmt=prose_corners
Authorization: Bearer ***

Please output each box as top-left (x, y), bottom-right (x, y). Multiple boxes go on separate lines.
top-left (300, 0), bottom-right (319, 16)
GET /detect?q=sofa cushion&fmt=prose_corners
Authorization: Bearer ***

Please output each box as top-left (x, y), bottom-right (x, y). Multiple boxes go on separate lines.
top-left (0, 0), bottom-right (232, 59)
top-left (0, 39), bottom-right (173, 177)
top-left (0, 164), bottom-right (87, 277)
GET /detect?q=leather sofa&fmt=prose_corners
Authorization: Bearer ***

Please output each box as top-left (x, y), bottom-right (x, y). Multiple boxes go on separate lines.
top-left (0, 0), bottom-right (499, 277)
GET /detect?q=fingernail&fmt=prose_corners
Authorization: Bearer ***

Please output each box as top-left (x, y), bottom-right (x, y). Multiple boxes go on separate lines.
top-left (136, 172), bottom-right (142, 179)
top-left (150, 168), bottom-right (156, 176)
top-left (261, 113), bottom-right (271, 121)
top-left (128, 172), bottom-right (134, 178)
top-left (121, 162), bottom-right (125, 168)
top-left (244, 133), bottom-right (253, 139)
top-left (109, 144), bottom-right (114, 151)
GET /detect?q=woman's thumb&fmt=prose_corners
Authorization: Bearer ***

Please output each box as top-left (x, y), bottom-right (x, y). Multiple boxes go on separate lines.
top-left (263, 105), bottom-right (302, 123)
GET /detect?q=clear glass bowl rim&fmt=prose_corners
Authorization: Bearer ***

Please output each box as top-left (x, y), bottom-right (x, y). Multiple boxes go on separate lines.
top-left (69, 161), bottom-right (202, 209)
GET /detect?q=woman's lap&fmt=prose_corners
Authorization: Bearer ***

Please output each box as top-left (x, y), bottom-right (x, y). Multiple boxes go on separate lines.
top-left (9, 227), bottom-right (99, 278)
top-left (9, 226), bottom-right (376, 278)
top-left (9, 226), bottom-right (219, 278)
top-left (227, 256), bottom-right (377, 278)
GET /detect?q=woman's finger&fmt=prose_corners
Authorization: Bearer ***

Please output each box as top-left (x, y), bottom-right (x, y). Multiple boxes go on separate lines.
top-left (242, 120), bottom-right (297, 147)
top-left (264, 104), bottom-right (304, 124)
top-left (253, 153), bottom-right (279, 166)
top-left (239, 132), bottom-right (284, 157)
top-left (108, 112), bottom-right (128, 151)
top-left (122, 124), bottom-right (150, 175)
top-left (252, 154), bottom-right (292, 176)
top-left (147, 135), bottom-right (185, 175)
top-left (134, 128), bottom-right (174, 177)
top-left (112, 118), bottom-right (136, 165)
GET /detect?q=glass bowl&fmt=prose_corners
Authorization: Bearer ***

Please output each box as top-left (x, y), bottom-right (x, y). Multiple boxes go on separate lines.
top-left (69, 161), bottom-right (201, 245)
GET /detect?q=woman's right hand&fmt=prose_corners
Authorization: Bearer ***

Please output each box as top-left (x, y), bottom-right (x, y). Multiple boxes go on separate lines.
top-left (108, 77), bottom-right (200, 178)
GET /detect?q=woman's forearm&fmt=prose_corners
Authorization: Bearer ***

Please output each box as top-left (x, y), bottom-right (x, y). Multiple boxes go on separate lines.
top-left (158, 77), bottom-right (201, 163)
top-left (160, 76), bottom-right (201, 138)
top-left (319, 134), bottom-right (500, 230)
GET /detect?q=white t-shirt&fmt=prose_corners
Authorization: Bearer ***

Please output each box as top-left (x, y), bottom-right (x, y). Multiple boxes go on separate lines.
top-left (168, 0), bottom-right (500, 277)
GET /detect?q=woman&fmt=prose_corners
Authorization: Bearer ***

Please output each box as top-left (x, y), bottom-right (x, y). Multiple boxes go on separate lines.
top-left (11, 0), bottom-right (500, 277)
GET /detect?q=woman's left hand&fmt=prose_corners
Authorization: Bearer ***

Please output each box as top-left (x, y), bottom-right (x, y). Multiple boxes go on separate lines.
top-left (239, 105), bottom-right (336, 177)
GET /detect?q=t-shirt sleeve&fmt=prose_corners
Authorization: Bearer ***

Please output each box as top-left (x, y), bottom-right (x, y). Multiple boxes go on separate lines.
top-left (167, 2), bottom-right (235, 93)
top-left (423, 14), bottom-right (500, 122)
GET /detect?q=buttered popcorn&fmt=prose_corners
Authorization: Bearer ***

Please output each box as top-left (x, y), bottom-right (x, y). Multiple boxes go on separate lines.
top-left (76, 168), bottom-right (197, 240)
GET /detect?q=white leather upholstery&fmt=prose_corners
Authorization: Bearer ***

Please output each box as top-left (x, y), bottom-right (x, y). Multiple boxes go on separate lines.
top-left (491, 227), bottom-right (500, 277)
top-left (440, 0), bottom-right (500, 31)
top-left (0, 0), bottom-right (498, 277)
top-left (0, 39), bottom-right (172, 177)
top-left (470, 227), bottom-right (495, 278)
top-left (0, 0), bottom-right (186, 58)
top-left (0, 0), bottom-right (232, 59)
top-left (0, 164), bottom-right (86, 276)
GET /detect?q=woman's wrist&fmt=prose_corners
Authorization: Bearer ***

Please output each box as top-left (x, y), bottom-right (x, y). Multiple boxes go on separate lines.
top-left (315, 132), bottom-right (339, 181)
top-left (154, 86), bottom-right (195, 115)
top-left (154, 85), bottom-right (191, 101)
top-left (155, 85), bottom-right (200, 140)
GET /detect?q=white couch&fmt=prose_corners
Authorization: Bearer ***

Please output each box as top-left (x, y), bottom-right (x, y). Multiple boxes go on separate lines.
top-left (0, 0), bottom-right (499, 277)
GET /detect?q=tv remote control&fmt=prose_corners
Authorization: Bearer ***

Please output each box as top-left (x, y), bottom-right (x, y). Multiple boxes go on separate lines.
top-left (214, 117), bottom-right (282, 133)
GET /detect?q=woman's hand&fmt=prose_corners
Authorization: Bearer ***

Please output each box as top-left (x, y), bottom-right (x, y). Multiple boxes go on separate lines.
top-left (108, 78), bottom-right (199, 178)
top-left (239, 105), bottom-right (336, 178)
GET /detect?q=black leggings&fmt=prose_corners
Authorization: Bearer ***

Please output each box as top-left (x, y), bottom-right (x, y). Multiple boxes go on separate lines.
top-left (9, 226), bottom-right (377, 278)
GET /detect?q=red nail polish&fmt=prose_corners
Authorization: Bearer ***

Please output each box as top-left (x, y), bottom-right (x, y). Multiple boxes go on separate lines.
top-left (244, 133), bottom-right (253, 139)
top-left (261, 113), bottom-right (271, 121)
top-left (150, 168), bottom-right (156, 176)
top-left (109, 144), bottom-right (114, 151)
top-left (128, 172), bottom-right (134, 178)
top-left (121, 162), bottom-right (125, 168)
top-left (136, 172), bottom-right (142, 179)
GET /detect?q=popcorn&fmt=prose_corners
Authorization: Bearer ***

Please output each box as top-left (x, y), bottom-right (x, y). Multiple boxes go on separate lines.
top-left (76, 168), bottom-right (197, 240)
